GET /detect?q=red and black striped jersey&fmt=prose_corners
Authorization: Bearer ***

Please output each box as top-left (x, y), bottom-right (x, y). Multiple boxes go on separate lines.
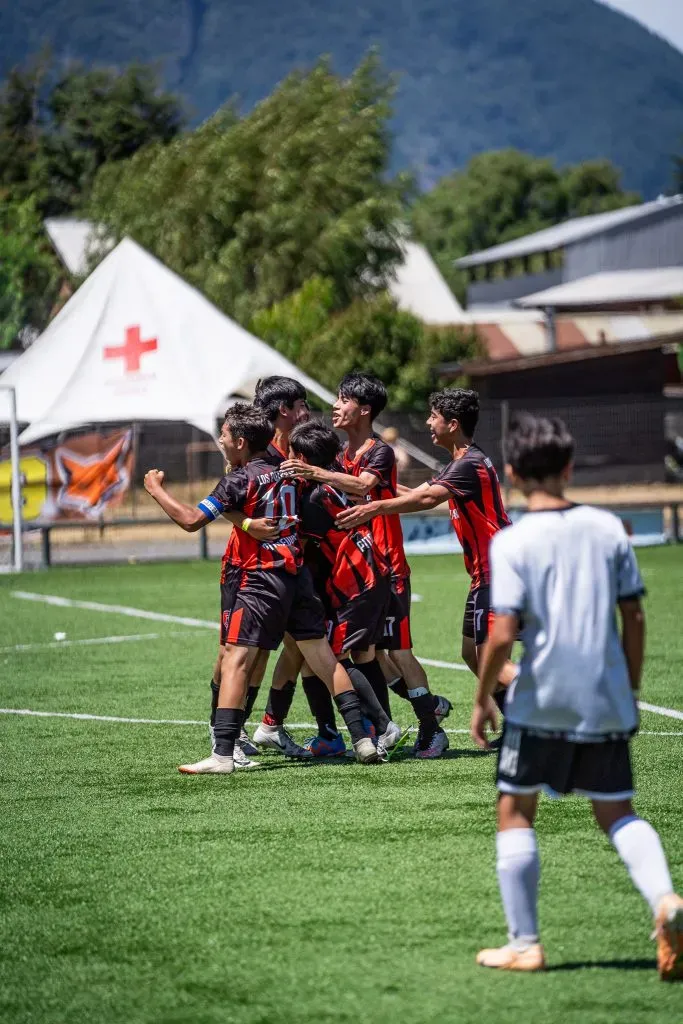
top-left (300, 483), bottom-right (389, 609)
top-left (340, 437), bottom-right (410, 581)
top-left (265, 439), bottom-right (287, 466)
top-left (432, 444), bottom-right (511, 588)
top-left (199, 458), bottom-right (302, 575)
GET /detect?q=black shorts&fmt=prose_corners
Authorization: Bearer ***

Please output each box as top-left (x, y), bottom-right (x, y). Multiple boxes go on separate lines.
top-left (326, 576), bottom-right (391, 656)
top-left (496, 723), bottom-right (635, 801)
top-left (462, 585), bottom-right (493, 646)
top-left (219, 566), bottom-right (244, 645)
top-left (376, 576), bottom-right (412, 651)
top-left (222, 566), bottom-right (326, 651)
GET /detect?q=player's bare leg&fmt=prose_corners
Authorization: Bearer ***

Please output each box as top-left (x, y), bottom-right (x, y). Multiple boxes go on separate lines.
top-left (297, 638), bottom-right (380, 763)
top-left (377, 647), bottom-right (452, 743)
top-left (210, 645), bottom-right (265, 758)
top-left (476, 792), bottom-right (546, 971)
top-left (592, 799), bottom-right (683, 981)
top-left (183, 644), bottom-right (262, 774)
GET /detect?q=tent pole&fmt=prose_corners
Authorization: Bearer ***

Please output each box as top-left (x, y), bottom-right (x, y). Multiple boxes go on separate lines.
top-left (131, 422), bottom-right (140, 517)
top-left (6, 388), bottom-right (24, 572)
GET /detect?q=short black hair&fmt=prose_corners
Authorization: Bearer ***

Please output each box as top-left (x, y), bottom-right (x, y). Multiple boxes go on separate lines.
top-left (429, 388), bottom-right (479, 438)
top-left (338, 372), bottom-right (387, 421)
top-left (223, 402), bottom-right (274, 454)
top-left (505, 413), bottom-right (575, 480)
top-left (254, 376), bottom-right (308, 423)
top-left (289, 421), bottom-right (341, 468)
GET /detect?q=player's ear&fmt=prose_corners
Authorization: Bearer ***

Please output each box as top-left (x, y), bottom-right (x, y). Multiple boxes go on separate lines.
top-left (561, 461), bottom-right (573, 484)
top-left (504, 462), bottom-right (518, 487)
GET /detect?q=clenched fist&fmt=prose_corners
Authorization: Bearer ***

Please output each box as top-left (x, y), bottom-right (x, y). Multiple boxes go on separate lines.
top-left (144, 469), bottom-right (165, 494)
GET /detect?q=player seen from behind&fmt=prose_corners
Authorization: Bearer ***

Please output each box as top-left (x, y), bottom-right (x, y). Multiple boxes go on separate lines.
top-left (471, 413), bottom-right (683, 979)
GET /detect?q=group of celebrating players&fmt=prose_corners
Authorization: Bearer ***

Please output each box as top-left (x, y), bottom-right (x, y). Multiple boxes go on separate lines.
top-left (144, 373), bottom-right (508, 769)
top-left (144, 371), bottom-right (683, 980)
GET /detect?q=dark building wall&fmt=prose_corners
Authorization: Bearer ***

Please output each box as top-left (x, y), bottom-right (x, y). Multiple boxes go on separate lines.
top-left (466, 268), bottom-right (562, 308)
top-left (564, 206), bottom-right (683, 280)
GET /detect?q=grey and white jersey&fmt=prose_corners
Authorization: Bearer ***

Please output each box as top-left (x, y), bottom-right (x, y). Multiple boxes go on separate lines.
top-left (491, 504), bottom-right (645, 741)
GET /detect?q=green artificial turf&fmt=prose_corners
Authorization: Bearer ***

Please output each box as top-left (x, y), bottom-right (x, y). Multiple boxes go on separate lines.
top-left (0, 548), bottom-right (681, 1023)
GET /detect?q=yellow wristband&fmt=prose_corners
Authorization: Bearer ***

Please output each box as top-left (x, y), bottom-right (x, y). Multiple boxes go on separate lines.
top-left (241, 518), bottom-right (252, 533)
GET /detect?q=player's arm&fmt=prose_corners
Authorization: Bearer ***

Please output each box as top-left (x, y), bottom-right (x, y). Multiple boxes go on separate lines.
top-left (470, 615), bottom-right (518, 749)
top-left (281, 460), bottom-right (377, 498)
top-left (618, 597), bottom-right (645, 692)
top-left (222, 511), bottom-right (282, 541)
top-left (335, 481), bottom-right (451, 528)
top-left (144, 470), bottom-right (207, 532)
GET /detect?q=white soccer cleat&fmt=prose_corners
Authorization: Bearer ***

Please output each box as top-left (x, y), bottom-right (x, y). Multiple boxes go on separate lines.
top-left (377, 720), bottom-right (402, 758)
top-left (179, 753), bottom-right (235, 775)
top-left (236, 727), bottom-right (260, 757)
top-left (233, 744), bottom-right (261, 771)
top-left (253, 722), bottom-right (312, 759)
top-left (476, 943), bottom-right (546, 972)
top-left (413, 726), bottom-right (449, 759)
top-left (353, 736), bottom-right (381, 764)
top-left (655, 893), bottom-right (683, 981)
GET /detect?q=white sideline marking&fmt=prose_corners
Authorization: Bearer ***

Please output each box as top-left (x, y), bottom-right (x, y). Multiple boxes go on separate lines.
top-left (1, 631), bottom-right (196, 654)
top-left (0, 708), bottom-right (680, 736)
top-left (418, 657), bottom-right (469, 672)
top-left (639, 701), bottom-right (683, 722)
top-left (10, 591), bottom-right (683, 722)
top-left (12, 591), bottom-right (218, 630)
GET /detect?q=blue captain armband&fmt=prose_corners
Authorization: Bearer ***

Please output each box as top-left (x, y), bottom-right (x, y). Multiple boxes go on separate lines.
top-left (198, 497), bottom-right (223, 522)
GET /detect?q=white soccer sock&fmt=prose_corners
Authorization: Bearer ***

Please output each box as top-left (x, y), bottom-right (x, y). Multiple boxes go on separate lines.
top-left (609, 815), bottom-right (674, 915)
top-left (496, 828), bottom-right (540, 947)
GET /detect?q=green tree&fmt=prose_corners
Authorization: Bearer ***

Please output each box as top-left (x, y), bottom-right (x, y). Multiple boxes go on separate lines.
top-left (0, 56), bottom-right (184, 215)
top-left (0, 198), bottom-right (62, 349)
top-left (89, 54), bottom-right (408, 324)
top-left (411, 150), bottom-right (639, 299)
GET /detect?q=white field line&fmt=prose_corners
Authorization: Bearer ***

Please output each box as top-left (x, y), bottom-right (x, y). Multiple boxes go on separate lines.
top-left (10, 591), bottom-right (683, 722)
top-left (1, 631), bottom-right (197, 654)
top-left (0, 708), bottom-right (680, 737)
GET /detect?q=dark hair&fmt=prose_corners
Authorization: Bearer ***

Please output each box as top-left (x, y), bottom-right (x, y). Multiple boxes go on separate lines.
top-left (505, 413), bottom-right (575, 480)
top-left (223, 402), bottom-right (274, 454)
top-left (429, 388), bottom-right (480, 437)
top-left (338, 372), bottom-right (387, 420)
top-left (254, 376), bottom-right (308, 423)
top-left (289, 421), bottom-right (341, 468)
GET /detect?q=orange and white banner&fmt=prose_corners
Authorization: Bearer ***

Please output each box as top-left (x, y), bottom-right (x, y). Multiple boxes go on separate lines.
top-left (0, 429), bottom-right (134, 524)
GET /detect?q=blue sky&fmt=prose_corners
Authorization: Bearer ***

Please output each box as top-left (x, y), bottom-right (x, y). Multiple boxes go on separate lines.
top-left (597, 1), bottom-right (683, 52)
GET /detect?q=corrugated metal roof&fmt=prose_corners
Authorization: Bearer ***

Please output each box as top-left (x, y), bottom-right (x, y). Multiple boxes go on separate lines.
top-left (515, 267), bottom-right (683, 308)
top-left (454, 195), bottom-right (683, 268)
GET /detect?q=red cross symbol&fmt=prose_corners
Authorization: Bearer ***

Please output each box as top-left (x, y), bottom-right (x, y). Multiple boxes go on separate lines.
top-left (104, 326), bottom-right (158, 373)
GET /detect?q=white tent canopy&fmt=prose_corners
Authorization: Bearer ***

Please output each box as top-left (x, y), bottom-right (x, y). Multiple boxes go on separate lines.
top-left (0, 238), bottom-right (336, 443)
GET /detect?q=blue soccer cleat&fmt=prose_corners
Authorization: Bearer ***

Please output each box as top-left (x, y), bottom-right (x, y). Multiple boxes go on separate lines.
top-left (304, 732), bottom-right (347, 757)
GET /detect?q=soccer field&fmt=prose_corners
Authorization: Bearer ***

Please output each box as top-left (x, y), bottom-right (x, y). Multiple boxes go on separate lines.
top-left (1, 548), bottom-right (682, 1023)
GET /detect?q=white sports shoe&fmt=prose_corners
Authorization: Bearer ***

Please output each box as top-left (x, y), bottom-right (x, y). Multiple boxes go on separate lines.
top-left (179, 753), bottom-right (234, 775)
top-left (253, 722), bottom-right (312, 758)
top-left (236, 727), bottom-right (260, 757)
top-left (377, 720), bottom-right (402, 758)
top-left (353, 736), bottom-right (381, 764)
top-left (413, 727), bottom-right (449, 759)
top-left (233, 744), bottom-right (261, 770)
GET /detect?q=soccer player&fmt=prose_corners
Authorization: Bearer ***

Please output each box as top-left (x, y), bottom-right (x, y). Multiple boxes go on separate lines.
top-left (204, 375), bottom-right (311, 762)
top-left (290, 421), bottom-right (402, 756)
top-left (335, 387), bottom-right (514, 739)
top-left (144, 402), bottom-right (380, 772)
top-left (282, 372), bottom-right (450, 758)
top-left (471, 414), bottom-right (683, 979)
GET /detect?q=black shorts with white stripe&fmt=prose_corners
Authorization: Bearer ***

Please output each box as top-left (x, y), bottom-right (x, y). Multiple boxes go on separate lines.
top-left (495, 722), bottom-right (635, 801)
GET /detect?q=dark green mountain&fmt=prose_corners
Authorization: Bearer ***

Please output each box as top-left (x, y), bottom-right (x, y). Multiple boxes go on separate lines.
top-left (2, 0), bottom-right (683, 195)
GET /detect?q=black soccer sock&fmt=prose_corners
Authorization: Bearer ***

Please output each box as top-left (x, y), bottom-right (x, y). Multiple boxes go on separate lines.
top-left (407, 685), bottom-right (439, 735)
top-left (210, 681), bottom-right (220, 727)
top-left (268, 680), bottom-right (297, 726)
top-left (302, 675), bottom-right (338, 739)
top-left (333, 690), bottom-right (366, 745)
top-left (241, 685), bottom-right (260, 728)
top-left (213, 707), bottom-right (242, 757)
top-left (493, 686), bottom-right (507, 716)
top-left (341, 660), bottom-right (390, 733)
top-left (356, 658), bottom-right (392, 717)
top-left (388, 676), bottom-right (410, 701)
